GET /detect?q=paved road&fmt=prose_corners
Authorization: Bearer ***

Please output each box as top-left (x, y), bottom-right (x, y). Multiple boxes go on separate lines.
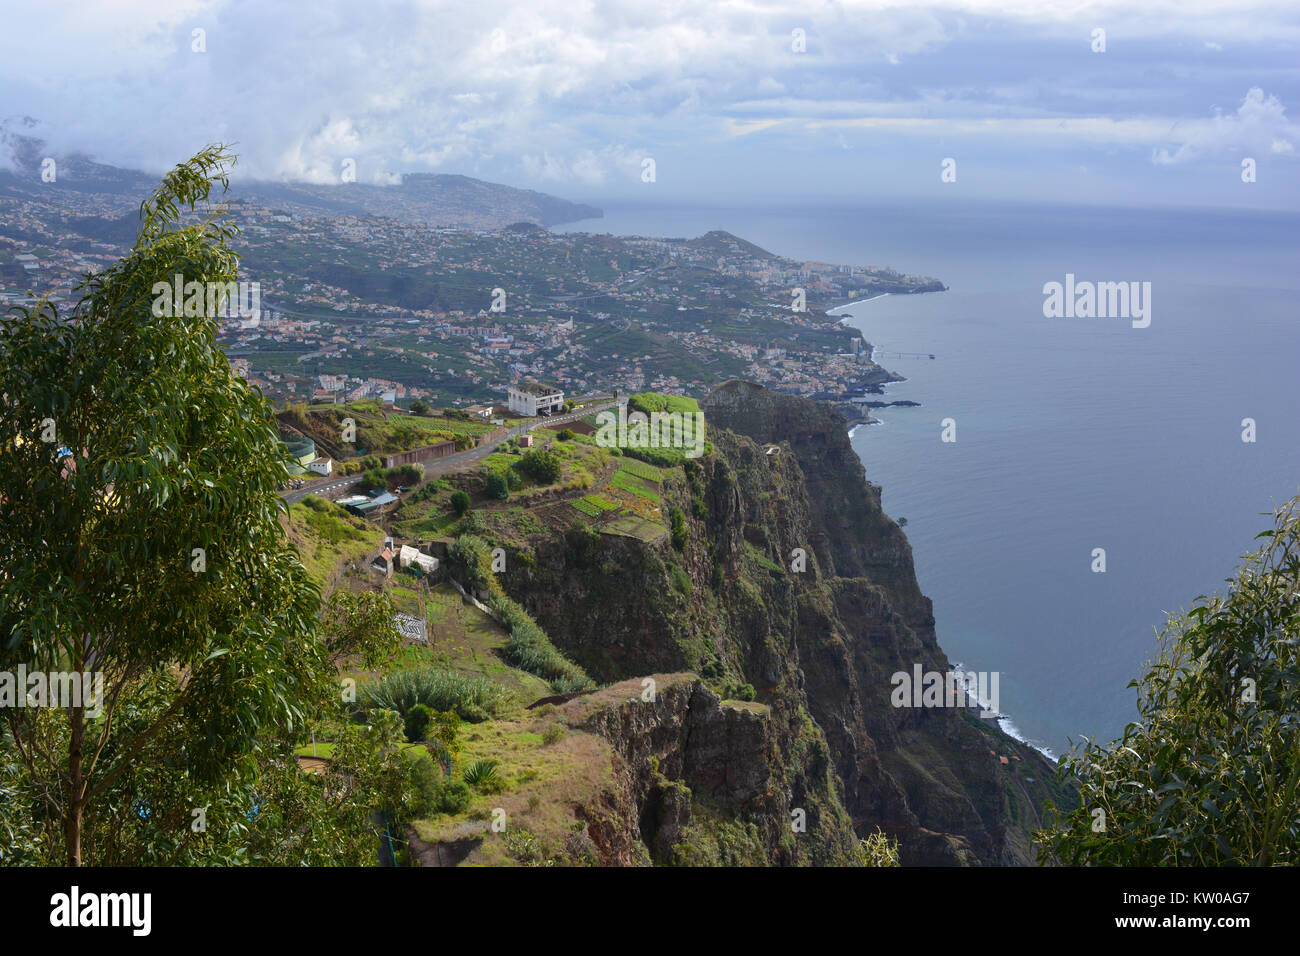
top-left (423, 401), bottom-right (617, 479)
top-left (281, 475), bottom-right (362, 505)
top-left (278, 401), bottom-right (618, 504)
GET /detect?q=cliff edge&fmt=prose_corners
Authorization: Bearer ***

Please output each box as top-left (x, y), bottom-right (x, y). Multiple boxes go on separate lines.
top-left (483, 380), bottom-right (1066, 865)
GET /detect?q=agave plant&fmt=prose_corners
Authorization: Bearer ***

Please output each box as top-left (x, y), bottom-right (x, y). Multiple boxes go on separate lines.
top-left (462, 760), bottom-right (501, 790)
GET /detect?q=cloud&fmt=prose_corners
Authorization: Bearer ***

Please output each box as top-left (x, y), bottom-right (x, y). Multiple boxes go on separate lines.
top-left (1152, 87), bottom-right (1298, 164)
top-left (521, 145), bottom-right (644, 185)
top-left (0, 0), bottom-right (1297, 208)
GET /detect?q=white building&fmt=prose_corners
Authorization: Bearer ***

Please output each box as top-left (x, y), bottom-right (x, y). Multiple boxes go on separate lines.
top-left (308, 458), bottom-right (333, 476)
top-left (507, 381), bottom-right (565, 417)
top-left (398, 545), bottom-right (439, 574)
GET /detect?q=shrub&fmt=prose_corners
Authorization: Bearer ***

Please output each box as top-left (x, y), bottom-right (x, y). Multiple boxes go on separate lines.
top-left (458, 510), bottom-right (489, 535)
top-left (404, 703), bottom-right (433, 742)
top-left (359, 467), bottom-right (387, 492)
top-left (425, 710), bottom-right (461, 768)
top-left (560, 474), bottom-right (593, 493)
top-left (726, 682), bottom-right (756, 702)
top-left (408, 480), bottom-right (442, 504)
top-left (450, 490), bottom-right (471, 515)
top-left (386, 463), bottom-right (424, 485)
top-left (541, 723), bottom-right (566, 746)
top-left (485, 472), bottom-right (509, 500)
top-left (504, 827), bottom-right (547, 864)
top-left (564, 822), bottom-right (599, 866)
top-left (432, 779), bottom-right (472, 815)
top-left (406, 750), bottom-right (441, 816)
top-left (449, 535), bottom-right (495, 593)
top-left (517, 449), bottom-right (562, 485)
top-left (669, 506), bottom-right (688, 551)
top-left (558, 428), bottom-right (575, 441)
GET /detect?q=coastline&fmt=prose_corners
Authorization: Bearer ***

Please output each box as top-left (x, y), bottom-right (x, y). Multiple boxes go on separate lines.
top-left (948, 664), bottom-right (1058, 762)
top-left (826, 290), bottom-right (891, 316)
top-left (837, 289), bottom-right (1058, 765)
top-left (823, 291), bottom-right (902, 428)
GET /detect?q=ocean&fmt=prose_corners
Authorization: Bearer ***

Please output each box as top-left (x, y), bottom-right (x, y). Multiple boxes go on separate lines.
top-left (556, 199), bottom-right (1300, 756)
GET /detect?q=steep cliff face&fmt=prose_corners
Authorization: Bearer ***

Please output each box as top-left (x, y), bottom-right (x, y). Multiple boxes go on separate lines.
top-left (498, 381), bottom-right (1066, 865)
top-left (563, 674), bottom-right (858, 866)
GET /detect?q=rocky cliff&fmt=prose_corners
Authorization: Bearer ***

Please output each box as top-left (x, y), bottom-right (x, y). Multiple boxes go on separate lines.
top-left (495, 381), bottom-right (1068, 865)
top-left (557, 674), bottom-right (857, 866)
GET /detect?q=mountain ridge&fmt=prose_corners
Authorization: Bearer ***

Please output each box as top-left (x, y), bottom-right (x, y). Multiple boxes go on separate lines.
top-left (0, 130), bottom-right (601, 230)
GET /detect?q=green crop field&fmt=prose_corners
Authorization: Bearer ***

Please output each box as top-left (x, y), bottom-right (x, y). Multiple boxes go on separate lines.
top-left (617, 459), bottom-right (662, 482)
top-left (572, 494), bottom-right (619, 517)
top-left (626, 392), bottom-right (701, 415)
top-left (610, 469), bottom-right (660, 503)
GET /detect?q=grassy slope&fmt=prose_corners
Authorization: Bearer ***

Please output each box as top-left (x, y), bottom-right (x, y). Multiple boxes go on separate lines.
top-left (304, 394), bottom-right (724, 865)
top-left (283, 498), bottom-right (385, 591)
top-left (390, 585), bottom-right (622, 865)
top-left (283, 401), bottom-right (496, 458)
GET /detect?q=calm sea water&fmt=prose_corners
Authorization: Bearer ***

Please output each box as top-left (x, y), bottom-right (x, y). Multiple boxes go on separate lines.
top-left (557, 200), bottom-right (1300, 755)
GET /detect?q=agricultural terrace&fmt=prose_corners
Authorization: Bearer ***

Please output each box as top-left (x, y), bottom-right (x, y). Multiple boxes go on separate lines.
top-left (385, 393), bottom-right (707, 545)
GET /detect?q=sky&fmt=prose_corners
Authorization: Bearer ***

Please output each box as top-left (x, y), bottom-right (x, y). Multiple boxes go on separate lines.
top-left (1, 0), bottom-right (1298, 210)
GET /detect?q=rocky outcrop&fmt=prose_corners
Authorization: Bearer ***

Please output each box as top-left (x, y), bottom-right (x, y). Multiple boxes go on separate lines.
top-left (565, 675), bottom-right (857, 866)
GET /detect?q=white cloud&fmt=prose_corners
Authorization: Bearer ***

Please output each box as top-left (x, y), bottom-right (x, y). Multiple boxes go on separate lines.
top-left (1152, 87), bottom-right (1298, 164)
top-left (0, 0), bottom-right (1297, 206)
top-left (521, 145), bottom-right (643, 185)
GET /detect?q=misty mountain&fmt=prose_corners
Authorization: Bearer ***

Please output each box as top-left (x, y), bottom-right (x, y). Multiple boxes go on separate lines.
top-left (0, 129), bottom-right (601, 231)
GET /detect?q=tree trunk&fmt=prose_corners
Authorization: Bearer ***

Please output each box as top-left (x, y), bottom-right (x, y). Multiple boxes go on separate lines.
top-left (66, 706), bottom-right (83, 866)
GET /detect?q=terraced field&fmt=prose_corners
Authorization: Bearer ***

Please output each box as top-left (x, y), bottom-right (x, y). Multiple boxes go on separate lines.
top-left (615, 458), bottom-right (662, 482)
top-left (571, 494), bottom-right (619, 517)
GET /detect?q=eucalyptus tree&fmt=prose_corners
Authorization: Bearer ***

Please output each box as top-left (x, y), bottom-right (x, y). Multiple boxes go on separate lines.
top-left (0, 146), bottom-right (330, 864)
top-left (1039, 495), bottom-right (1300, 865)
